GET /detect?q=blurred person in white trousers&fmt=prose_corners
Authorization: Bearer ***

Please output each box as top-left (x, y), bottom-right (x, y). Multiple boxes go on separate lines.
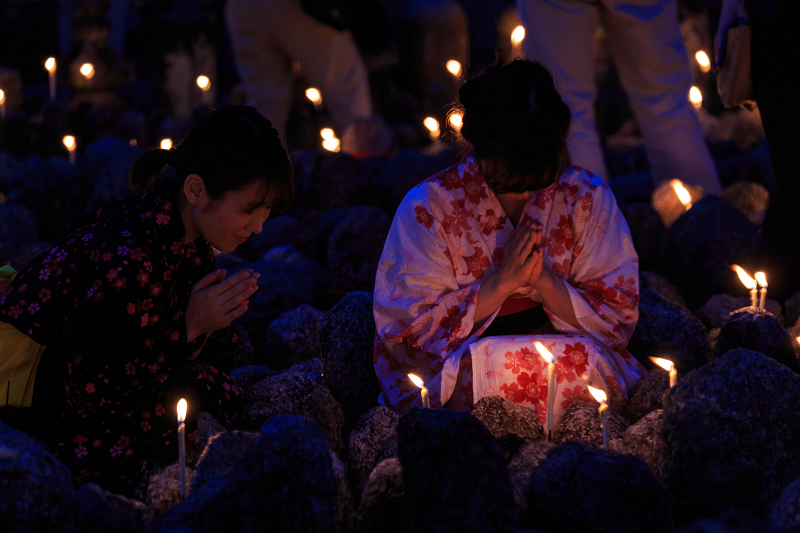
top-left (225, 0), bottom-right (373, 144)
top-left (516, 0), bottom-right (722, 195)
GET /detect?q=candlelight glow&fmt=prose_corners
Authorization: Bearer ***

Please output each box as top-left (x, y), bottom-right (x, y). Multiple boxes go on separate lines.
top-left (446, 60), bottom-right (462, 77)
top-left (160, 138), bottom-right (173, 150)
top-left (424, 117), bottom-right (440, 133)
top-left (320, 128), bottom-right (335, 140)
top-left (177, 398), bottom-right (187, 423)
top-left (45, 57), bottom-right (56, 72)
top-left (755, 272), bottom-right (767, 288)
top-left (62, 135), bottom-right (76, 151)
top-left (534, 341), bottom-right (554, 364)
top-left (650, 357), bottom-right (675, 372)
top-left (511, 26), bottom-right (525, 45)
top-left (322, 137), bottom-right (340, 152)
top-left (408, 373), bottom-right (424, 388)
top-left (587, 385), bottom-right (607, 404)
top-left (305, 88), bottom-right (321, 104)
top-left (80, 63), bottom-right (95, 79)
top-left (196, 75), bottom-right (210, 91)
top-left (670, 179), bottom-right (693, 209)
top-left (689, 86), bottom-right (702, 109)
top-left (0, 89), bottom-right (5, 105)
top-left (449, 112), bottom-right (463, 129)
top-left (695, 51), bottom-right (711, 72)
top-left (731, 265), bottom-right (756, 290)
top-left (129, 139), bottom-right (137, 147)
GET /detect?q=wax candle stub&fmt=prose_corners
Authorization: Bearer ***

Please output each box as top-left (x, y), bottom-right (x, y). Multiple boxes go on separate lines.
top-left (408, 373), bottom-right (430, 408)
top-left (535, 342), bottom-right (556, 440)
top-left (731, 265), bottom-right (758, 307)
top-left (177, 398), bottom-right (187, 497)
top-left (650, 357), bottom-right (677, 388)
top-left (755, 272), bottom-right (768, 309)
top-left (587, 385), bottom-right (609, 449)
top-left (45, 58), bottom-right (57, 100)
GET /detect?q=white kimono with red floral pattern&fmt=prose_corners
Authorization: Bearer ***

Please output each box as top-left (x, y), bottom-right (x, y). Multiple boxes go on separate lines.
top-left (373, 152), bottom-right (645, 428)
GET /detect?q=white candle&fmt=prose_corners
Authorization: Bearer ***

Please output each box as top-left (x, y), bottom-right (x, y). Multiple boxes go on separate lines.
top-left (408, 373), bottom-right (430, 408)
top-left (511, 26), bottom-right (525, 59)
top-left (63, 135), bottom-right (76, 166)
top-left (45, 58), bottom-right (56, 100)
top-left (650, 357), bottom-right (677, 388)
top-left (732, 265), bottom-right (758, 308)
top-left (177, 398), bottom-right (187, 498)
top-left (755, 272), bottom-right (767, 309)
top-left (196, 76), bottom-right (212, 106)
top-left (534, 341), bottom-right (556, 441)
top-left (587, 385), bottom-right (609, 450)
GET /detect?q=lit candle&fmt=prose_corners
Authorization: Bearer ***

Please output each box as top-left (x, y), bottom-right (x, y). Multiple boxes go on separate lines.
top-left (535, 341), bottom-right (556, 441)
top-left (80, 63), bottom-right (95, 88)
top-left (322, 137), bottom-right (340, 153)
top-left (160, 138), bottom-right (173, 151)
top-left (689, 86), bottom-right (703, 109)
top-left (448, 111), bottom-right (463, 134)
top-left (196, 75), bottom-right (212, 106)
top-left (177, 398), bottom-right (187, 498)
top-left (63, 135), bottom-right (76, 165)
top-left (695, 51), bottom-right (711, 73)
top-left (45, 58), bottom-right (57, 100)
top-left (732, 265), bottom-right (757, 307)
top-left (423, 117), bottom-right (440, 142)
top-left (320, 128), bottom-right (334, 140)
top-left (446, 60), bottom-right (462, 78)
top-left (0, 89), bottom-right (5, 119)
top-left (587, 385), bottom-right (609, 450)
top-left (670, 179), bottom-right (692, 211)
top-left (650, 357), bottom-right (677, 388)
top-left (408, 373), bottom-right (430, 408)
top-left (305, 87), bottom-right (322, 111)
top-left (511, 26), bottom-right (525, 59)
top-left (755, 272), bottom-right (767, 309)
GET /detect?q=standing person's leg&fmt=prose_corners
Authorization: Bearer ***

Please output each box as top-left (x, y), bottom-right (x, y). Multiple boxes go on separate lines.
top-left (517, 0), bottom-right (607, 179)
top-left (267, 0), bottom-right (373, 134)
top-left (601, 0), bottom-right (721, 194)
top-left (225, 0), bottom-right (294, 143)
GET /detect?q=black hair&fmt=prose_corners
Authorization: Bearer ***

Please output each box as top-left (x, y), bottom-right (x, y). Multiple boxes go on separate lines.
top-left (454, 59), bottom-right (572, 194)
top-left (130, 106), bottom-right (293, 211)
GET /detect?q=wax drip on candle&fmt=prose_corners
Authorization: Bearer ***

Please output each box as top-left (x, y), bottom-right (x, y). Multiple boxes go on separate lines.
top-left (408, 373), bottom-right (430, 408)
top-left (534, 341), bottom-right (556, 441)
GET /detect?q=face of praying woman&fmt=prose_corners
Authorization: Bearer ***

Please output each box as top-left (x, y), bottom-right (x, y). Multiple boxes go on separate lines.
top-left (181, 175), bottom-right (272, 252)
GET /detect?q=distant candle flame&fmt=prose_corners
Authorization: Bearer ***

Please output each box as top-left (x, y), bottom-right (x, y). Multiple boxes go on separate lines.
top-left (446, 60), bottom-right (462, 77)
top-left (731, 265), bottom-right (756, 290)
top-left (670, 179), bottom-right (693, 209)
top-left (62, 135), bottom-right (76, 151)
top-left (650, 357), bottom-right (675, 372)
top-left (322, 137), bottom-right (340, 152)
top-left (160, 138), bottom-right (173, 150)
top-left (45, 57), bottom-right (56, 72)
top-left (755, 272), bottom-right (767, 289)
top-left (408, 373), bottom-right (424, 388)
top-left (424, 117), bottom-right (440, 133)
top-left (129, 139), bottom-right (137, 147)
top-left (689, 86), bottom-right (702, 109)
top-left (534, 341), bottom-right (554, 364)
top-left (320, 128), bottom-right (335, 140)
top-left (196, 75), bottom-right (210, 91)
top-left (0, 89), bottom-right (5, 105)
top-left (587, 385), bottom-right (607, 404)
top-left (511, 26), bottom-right (525, 45)
top-left (695, 51), bottom-right (711, 72)
top-left (448, 112), bottom-right (463, 129)
top-left (80, 63), bottom-right (95, 79)
top-left (177, 398), bottom-right (187, 423)
top-left (305, 88), bottom-right (321, 104)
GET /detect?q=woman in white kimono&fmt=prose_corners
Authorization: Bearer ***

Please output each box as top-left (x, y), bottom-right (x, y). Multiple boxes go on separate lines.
top-left (373, 60), bottom-right (645, 428)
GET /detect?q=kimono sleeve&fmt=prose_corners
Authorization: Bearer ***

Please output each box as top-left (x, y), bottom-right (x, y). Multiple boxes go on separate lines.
top-left (374, 196), bottom-right (483, 358)
top-left (551, 178), bottom-right (639, 350)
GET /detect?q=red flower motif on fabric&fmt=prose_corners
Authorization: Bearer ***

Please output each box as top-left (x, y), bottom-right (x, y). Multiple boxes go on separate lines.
top-left (558, 342), bottom-right (590, 379)
top-left (155, 213), bottom-right (171, 225)
top-left (435, 168), bottom-right (462, 191)
top-left (461, 247), bottom-right (491, 280)
top-left (551, 258), bottom-right (571, 279)
top-left (441, 199), bottom-right (472, 238)
top-left (516, 372), bottom-right (547, 405)
top-left (39, 289), bottom-right (51, 302)
top-left (438, 305), bottom-right (468, 341)
top-left (414, 206), bottom-right (434, 230)
top-left (579, 191), bottom-right (593, 212)
top-left (560, 385), bottom-right (590, 409)
top-left (500, 382), bottom-right (519, 401)
top-left (561, 183), bottom-right (580, 206)
top-left (462, 172), bottom-right (488, 206)
top-left (481, 209), bottom-right (507, 235)
top-left (85, 383), bottom-right (96, 394)
top-left (503, 349), bottom-right (535, 375)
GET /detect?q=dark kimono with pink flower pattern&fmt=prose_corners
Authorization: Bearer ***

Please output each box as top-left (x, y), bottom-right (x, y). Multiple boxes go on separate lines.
top-left (373, 152), bottom-right (645, 428)
top-left (0, 177), bottom-right (242, 496)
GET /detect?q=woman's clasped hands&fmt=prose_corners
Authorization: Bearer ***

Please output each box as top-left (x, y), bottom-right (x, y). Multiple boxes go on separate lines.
top-left (185, 268), bottom-right (259, 342)
top-left (497, 217), bottom-right (548, 291)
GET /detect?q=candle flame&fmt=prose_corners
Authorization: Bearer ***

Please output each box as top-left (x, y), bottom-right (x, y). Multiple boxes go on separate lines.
top-left (322, 137), bottom-right (340, 152)
top-left (755, 272), bottom-right (767, 289)
top-left (45, 57), bottom-right (56, 72)
top-left (129, 139), bottom-right (137, 147)
top-left (689, 86), bottom-right (702, 109)
top-left (177, 398), bottom-right (187, 423)
top-left (80, 63), bottom-right (95, 79)
top-left (0, 89), bottom-right (4, 105)
top-left (408, 373), bottom-right (424, 388)
top-left (305, 87), bottom-right (321, 104)
top-left (695, 51), bottom-right (711, 72)
top-left (62, 135), bottom-right (76, 151)
top-left (670, 179), bottom-right (693, 209)
top-left (511, 26), bottom-right (525, 45)
top-left (320, 128), bottom-right (335, 140)
top-left (534, 341), bottom-right (554, 364)
top-left (446, 60), bottom-right (462, 77)
top-left (649, 357), bottom-right (675, 372)
top-left (160, 138), bottom-right (173, 150)
top-left (196, 75), bottom-right (210, 91)
top-left (587, 385), bottom-right (607, 404)
top-left (731, 265), bottom-right (756, 290)
top-left (448, 112), bottom-right (463, 129)
top-left (424, 117), bottom-right (440, 133)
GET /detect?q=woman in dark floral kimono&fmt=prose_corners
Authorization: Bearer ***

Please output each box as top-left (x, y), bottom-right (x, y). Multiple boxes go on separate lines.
top-left (0, 106), bottom-right (293, 495)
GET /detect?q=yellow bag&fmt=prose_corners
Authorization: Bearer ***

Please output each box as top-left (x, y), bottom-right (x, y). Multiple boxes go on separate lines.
top-left (1, 266), bottom-right (46, 407)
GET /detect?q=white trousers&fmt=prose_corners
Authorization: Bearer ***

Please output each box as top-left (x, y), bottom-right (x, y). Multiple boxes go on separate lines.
top-left (225, 0), bottom-right (373, 142)
top-left (517, 0), bottom-right (721, 194)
